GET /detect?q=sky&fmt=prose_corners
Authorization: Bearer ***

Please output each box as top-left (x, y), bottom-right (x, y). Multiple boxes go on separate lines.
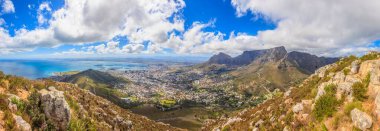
top-left (0, 0), bottom-right (380, 58)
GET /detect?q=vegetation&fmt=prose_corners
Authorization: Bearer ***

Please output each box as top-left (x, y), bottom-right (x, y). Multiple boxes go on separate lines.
top-left (352, 82), bottom-right (368, 101)
top-left (10, 97), bottom-right (26, 115)
top-left (159, 99), bottom-right (177, 108)
top-left (344, 101), bottom-right (362, 116)
top-left (326, 55), bottom-right (357, 73)
top-left (352, 73), bottom-right (370, 101)
top-left (27, 91), bottom-right (55, 130)
top-left (313, 84), bottom-right (339, 121)
top-left (343, 68), bottom-right (350, 75)
top-left (360, 52), bottom-right (379, 61)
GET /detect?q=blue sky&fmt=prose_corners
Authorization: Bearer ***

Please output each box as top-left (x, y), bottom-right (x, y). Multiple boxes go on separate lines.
top-left (1, 0), bottom-right (380, 58)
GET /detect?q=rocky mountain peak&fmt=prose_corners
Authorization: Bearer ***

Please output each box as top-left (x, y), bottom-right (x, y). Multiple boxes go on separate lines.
top-left (208, 52), bottom-right (232, 65)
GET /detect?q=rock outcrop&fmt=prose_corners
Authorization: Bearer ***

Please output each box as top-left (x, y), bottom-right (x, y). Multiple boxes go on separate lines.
top-left (13, 114), bottom-right (31, 131)
top-left (351, 108), bottom-right (372, 130)
top-left (292, 103), bottom-right (303, 113)
top-left (39, 86), bottom-right (71, 130)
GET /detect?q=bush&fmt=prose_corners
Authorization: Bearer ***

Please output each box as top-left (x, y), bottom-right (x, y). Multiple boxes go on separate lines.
top-left (352, 82), bottom-right (367, 101)
top-left (343, 68), bottom-right (350, 75)
top-left (360, 52), bottom-right (379, 61)
top-left (313, 84), bottom-right (339, 121)
top-left (344, 101), bottom-right (362, 116)
top-left (10, 97), bottom-right (26, 115)
top-left (327, 55), bottom-right (357, 73)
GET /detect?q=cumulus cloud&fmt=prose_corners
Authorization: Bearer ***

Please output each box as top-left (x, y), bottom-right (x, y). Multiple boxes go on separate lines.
top-left (231, 0), bottom-right (380, 56)
top-left (1, 0), bottom-right (15, 14)
top-left (0, 0), bottom-right (185, 53)
top-left (37, 2), bottom-right (51, 25)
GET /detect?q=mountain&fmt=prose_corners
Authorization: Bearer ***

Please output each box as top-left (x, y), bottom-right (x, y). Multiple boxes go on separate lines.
top-left (62, 69), bottom-right (130, 88)
top-left (0, 71), bottom-right (181, 130)
top-left (59, 69), bottom-right (134, 108)
top-left (208, 52), bottom-right (233, 65)
top-left (284, 51), bottom-right (340, 74)
top-left (204, 52), bottom-right (380, 131)
top-left (208, 46), bottom-right (287, 66)
top-left (207, 46), bottom-right (338, 74)
top-left (203, 46), bottom-right (339, 96)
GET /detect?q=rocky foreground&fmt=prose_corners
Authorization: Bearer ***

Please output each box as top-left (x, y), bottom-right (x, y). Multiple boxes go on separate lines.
top-left (204, 52), bottom-right (380, 130)
top-left (0, 73), bottom-right (182, 130)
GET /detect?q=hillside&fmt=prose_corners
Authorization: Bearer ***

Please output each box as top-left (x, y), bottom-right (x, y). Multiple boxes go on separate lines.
top-left (0, 72), bottom-right (181, 130)
top-left (197, 46), bottom-right (338, 96)
top-left (58, 69), bottom-right (135, 108)
top-left (204, 52), bottom-right (380, 131)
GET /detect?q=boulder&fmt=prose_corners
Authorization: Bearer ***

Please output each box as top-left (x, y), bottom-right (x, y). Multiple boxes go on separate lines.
top-left (336, 82), bottom-right (353, 101)
top-left (351, 108), bottom-right (372, 130)
top-left (39, 86), bottom-right (71, 130)
top-left (315, 82), bottom-right (328, 100)
top-left (351, 60), bottom-right (360, 74)
top-left (332, 72), bottom-right (345, 83)
top-left (292, 103), bottom-right (303, 113)
top-left (13, 114), bottom-right (31, 131)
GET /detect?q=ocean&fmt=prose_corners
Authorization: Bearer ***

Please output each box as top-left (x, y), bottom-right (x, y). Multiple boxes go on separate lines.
top-left (0, 57), bottom-right (207, 79)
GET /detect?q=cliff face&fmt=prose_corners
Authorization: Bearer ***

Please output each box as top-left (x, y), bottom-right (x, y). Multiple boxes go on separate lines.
top-left (284, 51), bottom-right (339, 74)
top-left (204, 52), bottom-right (380, 131)
top-left (207, 46), bottom-right (338, 74)
top-left (0, 72), bottom-right (181, 130)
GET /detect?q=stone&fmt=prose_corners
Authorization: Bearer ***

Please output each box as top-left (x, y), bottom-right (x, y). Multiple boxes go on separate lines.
top-left (351, 108), bottom-right (372, 130)
top-left (351, 60), bottom-right (360, 74)
top-left (315, 82), bottom-right (329, 100)
top-left (292, 103), bottom-right (303, 113)
top-left (39, 86), bottom-right (71, 130)
top-left (332, 72), bottom-right (345, 83)
top-left (254, 119), bottom-right (264, 127)
top-left (301, 100), bottom-right (313, 107)
top-left (13, 114), bottom-right (31, 131)
top-left (284, 90), bottom-right (291, 97)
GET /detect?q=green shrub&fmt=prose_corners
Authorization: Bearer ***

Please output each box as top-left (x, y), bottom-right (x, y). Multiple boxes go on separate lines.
top-left (327, 55), bottom-right (357, 73)
top-left (10, 97), bottom-right (26, 115)
top-left (4, 110), bottom-right (16, 130)
top-left (344, 101), bottom-right (362, 116)
top-left (343, 68), bottom-right (350, 75)
top-left (352, 82), bottom-right (367, 101)
top-left (313, 84), bottom-right (339, 121)
top-left (360, 52), bottom-right (379, 61)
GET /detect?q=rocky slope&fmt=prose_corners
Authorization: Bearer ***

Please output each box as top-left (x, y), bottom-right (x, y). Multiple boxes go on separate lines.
top-left (200, 46), bottom-right (338, 97)
top-left (208, 46), bottom-right (338, 74)
top-left (0, 72), bottom-right (181, 130)
top-left (204, 52), bottom-right (380, 131)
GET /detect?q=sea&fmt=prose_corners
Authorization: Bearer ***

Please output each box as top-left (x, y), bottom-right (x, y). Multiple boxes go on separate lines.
top-left (0, 57), bottom-right (206, 79)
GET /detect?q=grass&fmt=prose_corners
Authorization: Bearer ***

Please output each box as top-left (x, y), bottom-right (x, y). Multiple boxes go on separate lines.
top-left (10, 97), bottom-right (26, 115)
top-left (326, 55), bottom-right (357, 74)
top-left (352, 82), bottom-right (368, 101)
top-left (313, 84), bottom-right (339, 121)
top-left (352, 73), bottom-right (370, 101)
top-left (343, 68), bottom-right (350, 75)
top-left (360, 52), bottom-right (379, 61)
top-left (344, 101), bottom-right (362, 116)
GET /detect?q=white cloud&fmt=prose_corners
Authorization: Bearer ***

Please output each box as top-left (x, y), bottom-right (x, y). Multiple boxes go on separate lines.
top-left (0, 0), bottom-right (185, 54)
top-left (231, 0), bottom-right (380, 56)
top-left (1, 0), bottom-right (15, 14)
top-left (37, 2), bottom-right (52, 25)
